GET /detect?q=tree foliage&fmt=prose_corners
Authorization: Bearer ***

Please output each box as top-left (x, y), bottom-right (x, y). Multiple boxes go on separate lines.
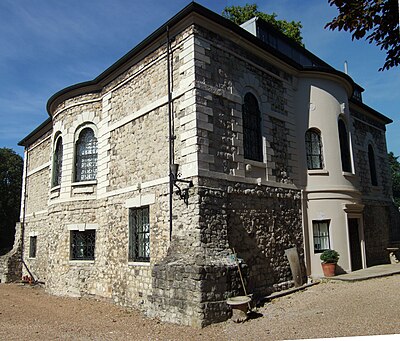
top-left (388, 152), bottom-right (400, 207)
top-left (222, 3), bottom-right (304, 46)
top-left (326, 0), bottom-right (400, 71)
top-left (0, 148), bottom-right (23, 254)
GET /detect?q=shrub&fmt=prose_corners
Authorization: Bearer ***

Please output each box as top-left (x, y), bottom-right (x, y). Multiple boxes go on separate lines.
top-left (320, 249), bottom-right (340, 264)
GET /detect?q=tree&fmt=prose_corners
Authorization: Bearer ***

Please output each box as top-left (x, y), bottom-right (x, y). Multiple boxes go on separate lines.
top-left (0, 148), bottom-right (23, 255)
top-left (325, 0), bottom-right (399, 71)
top-left (388, 152), bottom-right (400, 207)
top-left (222, 4), bottom-right (304, 46)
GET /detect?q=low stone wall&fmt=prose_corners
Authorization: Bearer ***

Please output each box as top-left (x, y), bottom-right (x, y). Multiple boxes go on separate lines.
top-left (148, 178), bottom-right (304, 327)
top-left (0, 223), bottom-right (22, 283)
top-left (149, 256), bottom-right (242, 327)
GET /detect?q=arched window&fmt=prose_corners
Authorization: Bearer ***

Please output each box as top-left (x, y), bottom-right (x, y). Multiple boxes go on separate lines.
top-left (368, 144), bottom-right (378, 186)
top-left (305, 129), bottom-right (323, 170)
top-left (75, 128), bottom-right (97, 182)
top-left (52, 136), bottom-right (63, 187)
top-left (243, 92), bottom-right (262, 162)
top-left (338, 119), bottom-right (352, 172)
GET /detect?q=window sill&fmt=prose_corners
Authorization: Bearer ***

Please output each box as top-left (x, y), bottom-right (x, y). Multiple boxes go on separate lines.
top-left (371, 185), bottom-right (383, 192)
top-left (69, 260), bottom-right (95, 265)
top-left (50, 185), bottom-right (61, 199)
top-left (50, 185), bottom-right (61, 191)
top-left (342, 171), bottom-right (356, 178)
top-left (128, 261), bottom-right (150, 267)
top-left (71, 180), bottom-right (97, 187)
top-left (308, 169), bottom-right (329, 176)
top-left (71, 180), bottom-right (97, 195)
top-left (244, 159), bottom-right (266, 168)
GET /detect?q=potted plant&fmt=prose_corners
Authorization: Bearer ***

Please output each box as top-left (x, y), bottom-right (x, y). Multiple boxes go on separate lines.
top-left (320, 249), bottom-right (339, 277)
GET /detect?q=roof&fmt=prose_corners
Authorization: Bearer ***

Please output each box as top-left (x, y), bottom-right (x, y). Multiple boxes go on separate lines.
top-left (46, 2), bottom-right (360, 115)
top-left (18, 117), bottom-right (52, 147)
top-left (20, 2), bottom-right (391, 146)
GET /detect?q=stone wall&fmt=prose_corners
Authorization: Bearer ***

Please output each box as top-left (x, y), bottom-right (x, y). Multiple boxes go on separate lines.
top-left (186, 25), bottom-right (298, 184)
top-left (149, 178), bottom-right (304, 327)
top-left (351, 109), bottom-right (398, 265)
top-left (108, 106), bottom-right (169, 190)
top-left (363, 202), bottom-right (392, 266)
top-left (0, 223), bottom-right (22, 283)
top-left (351, 110), bottom-right (392, 198)
top-left (18, 18), bottom-right (315, 328)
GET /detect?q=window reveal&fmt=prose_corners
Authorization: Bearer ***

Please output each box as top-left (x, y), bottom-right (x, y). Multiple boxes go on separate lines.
top-left (75, 128), bottom-right (98, 182)
top-left (70, 230), bottom-right (96, 260)
top-left (129, 207), bottom-right (150, 262)
top-left (313, 220), bottom-right (330, 252)
top-left (305, 129), bottom-right (323, 170)
top-left (243, 92), bottom-right (263, 162)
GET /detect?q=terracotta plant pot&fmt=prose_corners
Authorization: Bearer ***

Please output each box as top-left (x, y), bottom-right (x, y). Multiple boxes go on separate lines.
top-left (321, 263), bottom-right (336, 277)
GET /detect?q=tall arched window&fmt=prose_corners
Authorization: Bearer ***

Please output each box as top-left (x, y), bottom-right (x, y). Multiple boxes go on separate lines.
top-left (305, 129), bottom-right (323, 170)
top-left (75, 128), bottom-right (98, 182)
top-left (368, 144), bottom-right (378, 186)
top-left (243, 92), bottom-right (262, 162)
top-left (52, 136), bottom-right (63, 187)
top-left (338, 119), bottom-right (352, 172)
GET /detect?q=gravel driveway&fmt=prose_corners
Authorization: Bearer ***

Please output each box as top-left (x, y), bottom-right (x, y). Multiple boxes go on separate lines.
top-left (1, 275), bottom-right (399, 340)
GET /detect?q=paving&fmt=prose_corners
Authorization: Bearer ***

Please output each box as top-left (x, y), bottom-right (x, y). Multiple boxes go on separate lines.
top-left (328, 263), bottom-right (400, 281)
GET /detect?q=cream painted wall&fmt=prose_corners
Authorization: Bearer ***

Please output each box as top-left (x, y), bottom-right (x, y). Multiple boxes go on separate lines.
top-left (294, 73), bottom-right (365, 277)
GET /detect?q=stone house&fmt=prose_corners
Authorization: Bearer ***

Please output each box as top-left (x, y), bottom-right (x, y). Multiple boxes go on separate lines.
top-left (16, 3), bottom-right (398, 326)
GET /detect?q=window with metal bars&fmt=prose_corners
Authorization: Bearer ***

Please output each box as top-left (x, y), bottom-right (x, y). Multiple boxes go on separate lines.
top-left (75, 128), bottom-right (97, 182)
top-left (129, 207), bottom-right (150, 262)
top-left (29, 236), bottom-right (37, 258)
top-left (313, 220), bottom-right (330, 253)
top-left (305, 129), bottom-right (323, 170)
top-left (70, 230), bottom-right (96, 260)
top-left (52, 137), bottom-right (63, 187)
top-left (243, 92), bottom-right (263, 162)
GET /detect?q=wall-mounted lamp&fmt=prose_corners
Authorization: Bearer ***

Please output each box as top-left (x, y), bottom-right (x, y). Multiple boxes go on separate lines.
top-left (170, 163), bottom-right (193, 206)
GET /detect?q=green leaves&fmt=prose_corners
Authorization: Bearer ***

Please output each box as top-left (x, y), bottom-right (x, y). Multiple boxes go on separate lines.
top-left (326, 0), bottom-right (399, 71)
top-left (222, 3), bottom-right (304, 46)
top-left (388, 152), bottom-right (400, 207)
top-left (0, 148), bottom-right (23, 254)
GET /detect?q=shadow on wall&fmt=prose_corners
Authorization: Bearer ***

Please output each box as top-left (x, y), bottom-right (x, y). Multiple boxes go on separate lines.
top-left (0, 225), bottom-right (16, 256)
top-left (227, 186), bottom-right (306, 296)
top-left (389, 203), bottom-right (400, 244)
top-left (0, 223), bottom-right (22, 283)
top-left (363, 202), bottom-right (400, 267)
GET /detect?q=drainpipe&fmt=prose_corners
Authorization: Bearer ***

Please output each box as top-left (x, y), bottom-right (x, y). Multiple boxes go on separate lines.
top-left (167, 26), bottom-right (175, 241)
top-left (20, 147), bottom-right (36, 282)
top-left (301, 189), bottom-right (311, 277)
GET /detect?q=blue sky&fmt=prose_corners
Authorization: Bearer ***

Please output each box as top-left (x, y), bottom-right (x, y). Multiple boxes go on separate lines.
top-left (0, 0), bottom-right (398, 156)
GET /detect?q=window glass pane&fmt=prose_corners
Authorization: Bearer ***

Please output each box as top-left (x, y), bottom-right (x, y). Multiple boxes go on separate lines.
top-left (368, 144), bottom-right (378, 186)
top-left (129, 207), bottom-right (150, 262)
top-left (305, 129), bottom-right (323, 170)
top-left (70, 230), bottom-right (96, 260)
top-left (313, 220), bottom-right (330, 252)
top-left (338, 120), bottom-right (352, 172)
top-left (53, 137), bottom-right (63, 187)
top-left (243, 93), bottom-right (263, 162)
top-left (29, 236), bottom-right (37, 258)
top-left (75, 128), bottom-right (97, 182)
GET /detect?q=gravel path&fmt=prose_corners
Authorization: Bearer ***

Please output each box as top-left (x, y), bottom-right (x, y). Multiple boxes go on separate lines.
top-left (1, 275), bottom-right (400, 340)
